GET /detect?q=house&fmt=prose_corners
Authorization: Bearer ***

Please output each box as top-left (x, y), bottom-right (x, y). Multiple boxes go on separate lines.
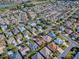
top-left (4, 18), bottom-right (10, 24)
top-left (18, 25), bottom-right (26, 32)
top-left (1, 24), bottom-right (7, 31)
top-left (32, 28), bottom-right (37, 34)
top-left (19, 12), bottom-right (28, 24)
top-left (0, 18), bottom-right (5, 24)
top-left (8, 50), bottom-right (13, 56)
top-left (28, 10), bottom-right (37, 19)
top-left (18, 45), bottom-right (30, 56)
top-left (33, 37), bottom-right (46, 46)
top-left (48, 32), bottom-right (56, 38)
top-left (40, 47), bottom-right (54, 59)
top-left (9, 51), bottom-right (22, 59)
top-left (42, 35), bottom-right (52, 42)
top-left (30, 23), bottom-right (36, 27)
top-left (54, 38), bottom-right (64, 45)
top-left (0, 35), bottom-right (5, 40)
top-left (12, 28), bottom-right (19, 35)
top-left (37, 26), bottom-right (43, 32)
top-left (70, 32), bottom-right (79, 40)
top-left (23, 31), bottom-right (30, 39)
top-left (31, 52), bottom-right (44, 59)
top-left (47, 42), bottom-right (58, 52)
top-left (16, 33), bottom-right (23, 44)
top-left (29, 43), bottom-right (39, 51)
top-left (7, 37), bottom-right (17, 46)
top-left (65, 29), bottom-right (73, 34)
top-left (5, 31), bottom-right (13, 37)
top-left (59, 26), bottom-right (65, 31)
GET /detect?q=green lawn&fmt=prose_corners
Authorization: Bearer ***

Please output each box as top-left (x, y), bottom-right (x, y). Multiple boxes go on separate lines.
top-left (0, 8), bottom-right (8, 13)
top-left (52, 38), bottom-right (56, 40)
top-left (0, 29), bottom-right (3, 33)
top-left (57, 35), bottom-right (66, 40)
top-left (59, 44), bottom-right (67, 50)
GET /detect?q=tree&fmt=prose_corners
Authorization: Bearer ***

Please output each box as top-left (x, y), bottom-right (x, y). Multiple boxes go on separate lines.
top-left (60, 18), bottom-right (64, 21)
top-left (65, 51), bottom-right (74, 59)
top-left (22, 37), bottom-right (27, 42)
top-left (17, 5), bottom-right (22, 9)
top-left (42, 26), bottom-right (48, 30)
top-left (12, 48), bottom-right (18, 53)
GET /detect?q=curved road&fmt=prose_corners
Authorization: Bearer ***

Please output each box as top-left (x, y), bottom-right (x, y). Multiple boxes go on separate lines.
top-left (59, 36), bottom-right (79, 59)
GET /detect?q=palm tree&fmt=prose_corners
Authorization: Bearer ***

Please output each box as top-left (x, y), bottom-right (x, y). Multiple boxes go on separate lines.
top-left (2, 52), bottom-right (9, 59)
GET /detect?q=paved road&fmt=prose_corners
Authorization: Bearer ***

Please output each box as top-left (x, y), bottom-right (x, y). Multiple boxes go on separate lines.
top-left (32, 7), bottom-right (79, 59)
top-left (64, 7), bottom-right (79, 20)
top-left (59, 36), bottom-right (79, 59)
top-left (58, 7), bottom-right (79, 24)
top-left (58, 8), bottom-right (79, 59)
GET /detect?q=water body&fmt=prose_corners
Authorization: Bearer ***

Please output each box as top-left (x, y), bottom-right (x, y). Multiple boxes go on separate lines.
top-left (0, 3), bottom-right (16, 8)
top-left (74, 52), bottom-right (79, 59)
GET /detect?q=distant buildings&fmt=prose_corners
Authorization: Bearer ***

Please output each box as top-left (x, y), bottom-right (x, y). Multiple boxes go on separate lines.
top-left (0, 0), bottom-right (30, 3)
top-left (0, 1), bottom-right (79, 59)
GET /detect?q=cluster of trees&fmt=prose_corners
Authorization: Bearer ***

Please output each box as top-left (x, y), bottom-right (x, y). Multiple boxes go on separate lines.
top-left (17, 3), bottom-right (35, 10)
top-left (65, 47), bottom-right (78, 59)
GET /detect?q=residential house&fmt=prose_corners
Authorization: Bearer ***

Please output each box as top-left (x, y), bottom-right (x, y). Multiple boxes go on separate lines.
top-left (54, 38), bottom-right (64, 45)
top-left (48, 32), bottom-right (56, 38)
top-left (0, 39), bottom-right (6, 54)
top-left (18, 45), bottom-right (30, 56)
top-left (4, 31), bottom-right (13, 37)
top-left (40, 47), bottom-right (54, 59)
top-left (18, 25), bottom-right (26, 32)
top-left (33, 37), bottom-right (46, 46)
top-left (42, 35), bottom-right (52, 42)
top-left (31, 52), bottom-right (44, 59)
top-left (47, 42), bottom-right (58, 52)
top-left (29, 43), bottom-right (39, 51)
top-left (7, 37), bottom-right (17, 46)
top-left (1, 24), bottom-right (8, 32)
top-left (12, 28), bottom-right (19, 35)
top-left (16, 33), bottom-right (23, 44)
top-left (22, 31), bottom-right (30, 39)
